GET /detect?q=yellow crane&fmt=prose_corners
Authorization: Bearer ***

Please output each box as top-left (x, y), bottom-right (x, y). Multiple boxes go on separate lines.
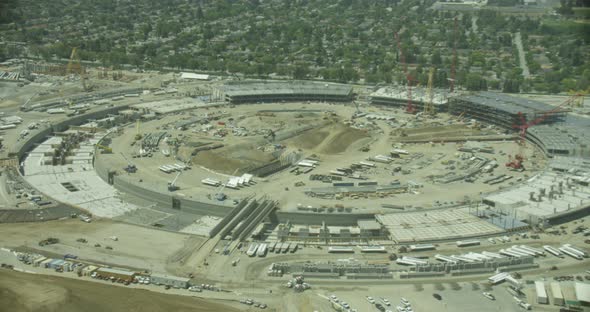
top-left (567, 90), bottom-right (586, 107)
top-left (135, 119), bottom-right (142, 141)
top-left (424, 67), bottom-right (436, 116)
top-left (66, 47), bottom-right (93, 92)
top-left (96, 144), bottom-right (113, 154)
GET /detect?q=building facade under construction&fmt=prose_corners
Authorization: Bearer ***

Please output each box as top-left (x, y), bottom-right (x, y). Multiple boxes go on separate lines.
top-left (218, 81), bottom-right (353, 104)
top-left (369, 86), bottom-right (450, 112)
top-left (448, 92), bottom-right (568, 131)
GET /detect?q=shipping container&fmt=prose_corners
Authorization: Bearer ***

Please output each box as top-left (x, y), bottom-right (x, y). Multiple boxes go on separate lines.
top-left (328, 246), bottom-right (354, 253)
top-left (408, 244), bottom-right (435, 252)
top-left (456, 240), bottom-right (480, 247)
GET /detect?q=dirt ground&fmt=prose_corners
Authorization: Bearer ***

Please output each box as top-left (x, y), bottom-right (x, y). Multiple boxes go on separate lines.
top-left (188, 117), bottom-right (367, 173)
top-left (0, 269), bottom-right (239, 312)
top-left (285, 122), bottom-right (370, 155)
top-left (192, 144), bottom-right (276, 174)
top-left (0, 219), bottom-right (199, 271)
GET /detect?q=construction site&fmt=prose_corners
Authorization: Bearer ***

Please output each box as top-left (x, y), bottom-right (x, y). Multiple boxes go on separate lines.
top-left (0, 53), bottom-right (589, 312)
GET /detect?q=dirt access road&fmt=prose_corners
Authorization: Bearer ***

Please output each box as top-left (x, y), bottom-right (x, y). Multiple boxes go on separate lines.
top-left (0, 269), bottom-right (240, 312)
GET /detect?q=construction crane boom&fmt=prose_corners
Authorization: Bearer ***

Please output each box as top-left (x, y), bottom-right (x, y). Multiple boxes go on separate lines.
top-left (513, 94), bottom-right (578, 144)
top-left (215, 168), bottom-right (239, 201)
top-left (450, 17), bottom-right (458, 93)
top-left (394, 32), bottom-right (415, 114)
top-left (425, 68), bottom-right (435, 116)
top-left (66, 47), bottom-right (93, 92)
top-left (507, 94), bottom-right (579, 170)
top-left (168, 171), bottom-right (181, 191)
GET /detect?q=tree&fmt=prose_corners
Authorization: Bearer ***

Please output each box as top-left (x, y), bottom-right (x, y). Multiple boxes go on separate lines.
top-left (431, 51), bottom-right (442, 65)
top-left (466, 73), bottom-right (488, 91)
top-left (292, 64), bottom-right (310, 79)
top-left (503, 79), bottom-right (520, 93)
top-left (557, 0), bottom-right (574, 15)
top-left (196, 5), bottom-right (204, 19)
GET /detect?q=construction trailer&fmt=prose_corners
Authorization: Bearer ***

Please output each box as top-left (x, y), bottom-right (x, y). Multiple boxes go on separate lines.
top-left (328, 246), bottom-right (354, 253)
top-left (247, 243), bottom-right (259, 257)
top-left (81, 265), bottom-right (99, 277)
top-left (96, 267), bottom-right (136, 282)
top-left (150, 273), bottom-right (190, 289)
top-left (574, 282), bottom-right (590, 307)
top-left (359, 246), bottom-right (387, 253)
top-left (551, 282), bottom-right (564, 306)
top-left (535, 281), bottom-right (548, 304)
top-left (456, 240), bottom-right (480, 247)
top-left (409, 244), bottom-right (436, 252)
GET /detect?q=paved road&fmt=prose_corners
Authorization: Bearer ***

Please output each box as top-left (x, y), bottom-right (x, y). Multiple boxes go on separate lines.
top-left (513, 32), bottom-right (530, 78)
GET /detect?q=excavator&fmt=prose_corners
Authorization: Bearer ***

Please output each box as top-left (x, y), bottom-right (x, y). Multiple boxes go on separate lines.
top-left (168, 171), bottom-right (181, 191)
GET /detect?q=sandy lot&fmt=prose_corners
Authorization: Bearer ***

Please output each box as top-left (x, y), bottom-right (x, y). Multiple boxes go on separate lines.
top-left (0, 269), bottom-right (240, 312)
top-left (0, 219), bottom-right (201, 271)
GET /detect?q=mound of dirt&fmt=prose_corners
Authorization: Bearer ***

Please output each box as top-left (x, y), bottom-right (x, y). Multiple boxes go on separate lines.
top-left (0, 269), bottom-right (238, 312)
top-left (193, 150), bottom-right (246, 173)
top-left (285, 123), bottom-right (369, 155)
top-left (193, 147), bottom-right (276, 174)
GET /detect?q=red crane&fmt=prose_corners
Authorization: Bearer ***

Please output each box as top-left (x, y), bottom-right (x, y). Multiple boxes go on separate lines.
top-left (506, 94), bottom-right (579, 170)
top-left (513, 95), bottom-right (579, 144)
top-left (394, 32), bottom-right (415, 114)
top-left (450, 17), bottom-right (458, 93)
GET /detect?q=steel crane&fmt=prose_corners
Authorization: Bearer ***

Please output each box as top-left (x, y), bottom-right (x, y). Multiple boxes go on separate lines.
top-left (168, 171), bottom-right (181, 191)
top-left (450, 17), bottom-right (458, 93)
top-left (425, 68), bottom-right (436, 116)
top-left (506, 94), bottom-right (579, 170)
top-left (394, 32), bottom-right (415, 114)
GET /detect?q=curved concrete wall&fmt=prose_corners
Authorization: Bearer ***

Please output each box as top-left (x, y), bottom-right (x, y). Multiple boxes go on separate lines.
top-left (92, 129), bottom-right (378, 225)
top-left (17, 95), bottom-right (589, 231)
top-left (13, 105), bottom-right (130, 160)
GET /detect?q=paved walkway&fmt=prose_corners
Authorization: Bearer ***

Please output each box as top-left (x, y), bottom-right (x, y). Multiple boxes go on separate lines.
top-left (513, 32), bottom-right (530, 78)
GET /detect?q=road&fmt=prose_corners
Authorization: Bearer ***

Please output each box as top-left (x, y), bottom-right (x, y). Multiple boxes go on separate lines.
top-left (513, 32), bottom-right (530, 78)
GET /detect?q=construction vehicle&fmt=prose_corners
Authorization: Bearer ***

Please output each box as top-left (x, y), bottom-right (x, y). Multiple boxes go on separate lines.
top-left (214, 169), bottom-right (238, 201)
top-left (506, 154), bottom-right (524, 171)
top-left (264, 129), bottom-right (276, 141)
top-left (168, 171), bottom-right (181, 191)
top-left (351, 101), bottom-right (366, 118)
top-left (96, 144), bottom-right (112, 154)
top-left (215, 183), bottom-right (227, 201)
top-left (39, 237), bottom-right (59, 246)
top-left (120, 152), bottom-right (137, 173)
